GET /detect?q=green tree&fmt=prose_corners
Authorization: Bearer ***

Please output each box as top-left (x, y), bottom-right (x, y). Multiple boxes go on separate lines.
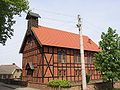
top-left (95, 27), bottom-right (120, 88)
top-left (0, 0), bottom-right (29, 45)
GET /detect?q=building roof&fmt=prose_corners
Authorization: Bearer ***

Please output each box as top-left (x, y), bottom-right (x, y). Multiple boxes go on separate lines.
top-left (31, 26), bottom-right (100, 52)
top-left (26, 12), bottom-right (41, 19)
top-left (0, 64), bottom-right (21, 75)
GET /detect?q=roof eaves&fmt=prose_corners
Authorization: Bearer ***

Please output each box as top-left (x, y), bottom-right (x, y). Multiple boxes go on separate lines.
top-left (43, 44), bottom-right (99, 52)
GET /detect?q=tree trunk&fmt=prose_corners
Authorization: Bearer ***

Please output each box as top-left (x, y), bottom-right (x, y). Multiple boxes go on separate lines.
top-left (112, 79), bottom-right (114, 89)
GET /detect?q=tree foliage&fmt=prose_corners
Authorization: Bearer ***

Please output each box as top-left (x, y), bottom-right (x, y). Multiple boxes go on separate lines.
top-left (95, 27), bottom-right (120, 83)
top-left (0, 0), bottom-right (29, 45)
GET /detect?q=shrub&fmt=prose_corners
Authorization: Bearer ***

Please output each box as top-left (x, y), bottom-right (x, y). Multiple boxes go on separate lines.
top-left (59, 80), bottom-right (71, 88)
top-left (48, 80), bottom-right (60, 87)
top-left (48, 80), bottom-right (71, 88)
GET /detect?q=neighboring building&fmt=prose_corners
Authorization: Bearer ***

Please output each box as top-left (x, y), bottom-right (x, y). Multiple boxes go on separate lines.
top-left (0, 63), bottom-right (22, 80)
top-left (20, 12), bottom-right (101, 84)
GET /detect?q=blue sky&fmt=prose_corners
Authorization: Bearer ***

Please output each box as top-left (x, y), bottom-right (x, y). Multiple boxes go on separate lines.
top-left (0, 0), bottom-right (120, 67)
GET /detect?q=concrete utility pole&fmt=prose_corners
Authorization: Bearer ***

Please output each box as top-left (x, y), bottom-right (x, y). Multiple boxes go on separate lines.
top-left (76, 15), bottom-right (87, 90)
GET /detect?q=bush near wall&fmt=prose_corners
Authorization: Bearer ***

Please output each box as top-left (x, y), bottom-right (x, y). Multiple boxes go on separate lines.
top-left (48, 80), bottom-right (71, 88)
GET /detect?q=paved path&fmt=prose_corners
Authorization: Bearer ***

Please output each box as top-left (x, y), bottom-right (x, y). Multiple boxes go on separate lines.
top-left (0, 82), bottom-right (14, 90)
top-left (0, 82), bottom-right (40, 90)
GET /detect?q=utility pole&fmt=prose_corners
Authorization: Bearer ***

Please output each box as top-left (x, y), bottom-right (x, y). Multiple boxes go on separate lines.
top-left (76, 15), bottom-right (87, 90)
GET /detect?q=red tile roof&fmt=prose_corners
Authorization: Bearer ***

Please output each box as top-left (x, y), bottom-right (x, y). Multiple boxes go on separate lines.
top-left (32, 26), bottom-right (100, 52)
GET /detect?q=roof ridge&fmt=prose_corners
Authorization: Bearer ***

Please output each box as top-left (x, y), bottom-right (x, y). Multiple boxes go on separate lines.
top-left (0, 64), bottom-right (21, 68)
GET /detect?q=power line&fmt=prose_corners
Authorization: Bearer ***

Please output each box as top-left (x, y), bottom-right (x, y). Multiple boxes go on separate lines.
top-left (43, 17), bottom-right (75, 24)
top-left (41, 17), bottom-right (101, 43)
top-left (32, 8), bottom-right (104, 30)
top-left (32, 8), bottom-right (105, 42)
top-left (83, 19), bottom-right (104, 34)
top-left (33, 8), bottom-right (104, 33)
top-left (42, 16), bottom-right (102, 39)
top-left (41, 20), bottom-right (76, 33)
top-left (32, 8), bottom-right (75, 18)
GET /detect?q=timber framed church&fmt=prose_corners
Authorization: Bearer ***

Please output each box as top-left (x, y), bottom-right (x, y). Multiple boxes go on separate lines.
top-left (20, 12), bottom-right (101, 84)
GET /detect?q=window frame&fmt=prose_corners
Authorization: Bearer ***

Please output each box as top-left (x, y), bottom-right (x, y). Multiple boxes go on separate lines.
top-left (58, 50), bottom-right (67, 63)
top-left (74, 51), bottom-right (81, 63)
top-left (88, 53), bottom-right (92, 67)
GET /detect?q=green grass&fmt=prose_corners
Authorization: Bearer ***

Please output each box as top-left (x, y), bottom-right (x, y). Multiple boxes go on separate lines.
top-left (113, 88), bottom-right (120, 90)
